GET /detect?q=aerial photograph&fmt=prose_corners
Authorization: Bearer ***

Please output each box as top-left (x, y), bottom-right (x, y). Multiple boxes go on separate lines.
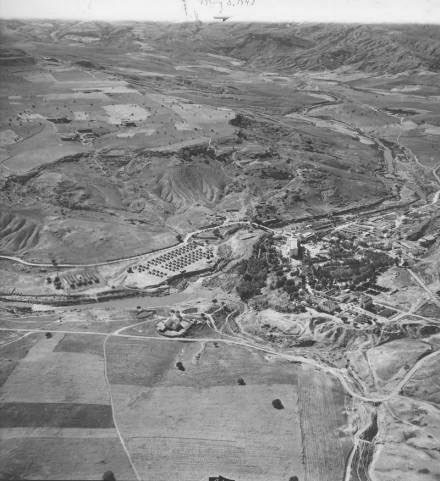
top-left (0, 0), bottom-right (439, 479)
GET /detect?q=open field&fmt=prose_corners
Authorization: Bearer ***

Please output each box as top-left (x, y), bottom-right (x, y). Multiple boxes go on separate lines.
top-left (0, 331), bottom-right (40, 387)
top-left (0, 437), bottom-right (135, 481)
top-left (0, 319), bottom-right (352, 480)
top-left (0, 332), bottom-right (109, 404)
top-left (0, 326), bottom-right (138, 480)
top-left (107, 339), bottom-right (350, 481)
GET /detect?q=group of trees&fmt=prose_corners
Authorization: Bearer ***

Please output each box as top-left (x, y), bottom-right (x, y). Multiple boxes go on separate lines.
top-left (236, 243), bottom-right (271, 301)
top-left (51, 276), bottom-right (62, 290)
top-left (235, 234), bottom-right (311, 306)
top-left (236, 237), bottom-right (290, 301)
top-left (236, 232), bottom-right (395, 307)
top-left (310, 247), bottom-right (394, 290)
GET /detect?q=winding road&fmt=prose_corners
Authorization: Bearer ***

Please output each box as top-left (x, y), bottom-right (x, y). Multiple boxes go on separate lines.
top-left (1, 317), bottom-right (437, 405)
top-left (0, 220), bottom-right (252, 268)
top-left (2, 82), bottom-right (439, 481)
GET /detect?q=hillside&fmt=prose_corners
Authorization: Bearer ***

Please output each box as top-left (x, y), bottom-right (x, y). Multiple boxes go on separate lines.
top-left (2, 20), bottom-right (440, 73)
top-left (0, 19), bottom-right (438, 265)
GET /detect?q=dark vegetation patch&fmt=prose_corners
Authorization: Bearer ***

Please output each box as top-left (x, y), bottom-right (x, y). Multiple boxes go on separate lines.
top-left (74, 59), bottom-right (104, 69)
top-left (229, 113), bottom-right (254, 128)
top-left (235, 235), bottom-right (277, 301)
top-left (208, 476), bottom-right (235, 481)
top-left (182, 307), bottom-right (198, 314)
top-left (176, 361), bottom-right (185, 371)
top-left (272, 398), bottom-right (284, 409)
top-left (47, 117), bottom-right (71, 124)
top-left (419, 325), bottom-right (440, 337)
top-left (0, 402), bottom-right (114, 428)
top-left (406, 219), bottom-right (431, 241)
top-left (235, 235), bottom-right (303, 305)
top-left (261, 166), bottom-right (293, 180)
top-left (360, 414), bottom-right (378, 442)
top-left (0, 359), bottom-right (18, 389)
top-left (295, 339), bottom-right (316, 347)
top-left (103, 471), bottom-right (117, 481)
top-left (54, 333), bottom-right (104, 357)
top-left (385, 107), bottom-right (418, 116)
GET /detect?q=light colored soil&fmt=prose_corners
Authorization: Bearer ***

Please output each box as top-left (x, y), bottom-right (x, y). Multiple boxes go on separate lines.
top-left (105, 340), bottom-right (350, 481)
top-left (367, 339), bottom-right (431, 384)
top-left (374, 397), bottom-right (440, 481)
top-left (113, 382), bottom-right (303, 481)
top-left (103, 103), bottom-right (151, 124)
top-left (402, 354), bottom-right (440, 404)
top-left (0, 129), bottom-right (22, 146)
top-left (297, 365), bottom-right (352, 481)
top-left (2, 123), bottom-right (85, 174)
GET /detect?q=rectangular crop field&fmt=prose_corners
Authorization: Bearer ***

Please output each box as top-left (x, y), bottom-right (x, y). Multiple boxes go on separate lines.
top-left (105, 338), bottom-right (351, 481)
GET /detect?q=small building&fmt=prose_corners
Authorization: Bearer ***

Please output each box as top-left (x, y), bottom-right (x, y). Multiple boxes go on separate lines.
top-left (316, 298), bottom-right (340, 315)
top-left (359, 294), bottom-right (373, 310)
top-left (285, 237), bottom-right (300, 258)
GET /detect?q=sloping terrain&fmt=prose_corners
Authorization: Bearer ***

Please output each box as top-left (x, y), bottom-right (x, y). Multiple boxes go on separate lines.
top-left (0, 211), bottom-right (40, 254)
top-left (2, 21), bottom-right (440, 74)
top-left (156, 161), bottom-right (227, 209)
top-left (1, 18), bottom-right (434, 261)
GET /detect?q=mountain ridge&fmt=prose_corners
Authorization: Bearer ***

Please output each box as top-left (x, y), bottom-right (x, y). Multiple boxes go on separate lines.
top-left (1, 20), bottom-right (440, 73)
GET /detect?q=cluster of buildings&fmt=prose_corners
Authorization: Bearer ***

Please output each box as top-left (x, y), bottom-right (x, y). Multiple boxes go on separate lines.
top-left (127, 241), bottom-right (215, 279)
top-left (156, 311), bottom-right (193, 337)
top-left (270, 218), bottom-right (401, 316)
top-left (264, 202), bottom-right (437, 325)
top-left (60, 128), bottom-right (97, 145)
top-left (47, 269), bottom-right (100, 291)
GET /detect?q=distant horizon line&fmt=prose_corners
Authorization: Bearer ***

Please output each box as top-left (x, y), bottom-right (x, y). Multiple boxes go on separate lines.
top-left (1, 16), bottom-right (440, 25)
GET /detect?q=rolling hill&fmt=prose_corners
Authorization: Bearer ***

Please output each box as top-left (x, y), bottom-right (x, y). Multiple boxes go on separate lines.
top-left (2, 20), bottom-right (440, 73)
